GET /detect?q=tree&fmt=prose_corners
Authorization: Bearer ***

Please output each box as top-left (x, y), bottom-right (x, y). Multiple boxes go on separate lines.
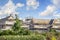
top-left (12, 14), bottom-right (32, 35)
top-left (12, 14), bottom-right (22, 31)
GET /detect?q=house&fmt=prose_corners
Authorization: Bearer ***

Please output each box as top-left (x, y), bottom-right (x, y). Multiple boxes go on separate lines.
top-left (0, 14), bottom-right (15, 30)
top-left (0, 15), bottom-right (60, 32)
top-left (22, 18), bottom-right (60, 32)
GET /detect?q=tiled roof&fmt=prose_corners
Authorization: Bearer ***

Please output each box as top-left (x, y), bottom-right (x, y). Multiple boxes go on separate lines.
top-left (0, 15), bottom-right (14, 22)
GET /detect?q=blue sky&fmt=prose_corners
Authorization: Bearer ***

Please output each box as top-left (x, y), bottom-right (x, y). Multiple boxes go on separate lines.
top-left (0, 0), bottom-right (60, 19)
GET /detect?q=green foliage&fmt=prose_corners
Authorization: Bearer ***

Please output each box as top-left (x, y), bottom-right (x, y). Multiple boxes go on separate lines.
top-left (12, 14), bottom-right (22, 31)
top-left (0, 30), bottom-right (16, 35)
top-left (51, 36), bottom-right (57, 40)
top-left (12, 14), bottom-right (32, 35)
top-left (19, 29), bottom-right (32, 35)
top-left (49, 28), bottom-right (56, 32)
top-left (0, 29), bottom-right (32, 35)
top-left (0, 35), bottom-right (46, 40)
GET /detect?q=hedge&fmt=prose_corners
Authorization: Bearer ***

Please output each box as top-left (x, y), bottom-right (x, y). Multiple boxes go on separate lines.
top-left (0, 35), bottom-right (46, 40)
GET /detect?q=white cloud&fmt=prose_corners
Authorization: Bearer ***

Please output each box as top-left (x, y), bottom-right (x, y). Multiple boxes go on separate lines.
top-left (52, 0), bottom-right (60, 18)
top-left (39, 0), bottom-right (60, 17)
top-left (16, 3), bottom-right (24, 7)
top-left (0, 0), bottom-right (24, 15)
top-left (53, 11), bottom-right (60, 18)
top-left (26, 0), bottom-right (39, 10)
top-left (39, 5), bottom-right (56, 16)
top-left (52, 0), bottom-right (60, 8)
top-left (53, 13), bottom-right (60, 19)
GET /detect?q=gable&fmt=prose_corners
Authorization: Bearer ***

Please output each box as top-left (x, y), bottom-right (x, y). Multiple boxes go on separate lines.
top-left (7, 14), bottom-right (15, 20)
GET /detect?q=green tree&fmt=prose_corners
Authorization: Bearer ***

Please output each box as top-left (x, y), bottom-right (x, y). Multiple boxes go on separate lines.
top-left (12, 14), bottom-right (22, 31)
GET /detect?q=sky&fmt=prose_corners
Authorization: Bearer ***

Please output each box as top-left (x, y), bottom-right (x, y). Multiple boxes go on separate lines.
top-left (0, 0), bottom-right (60, 19)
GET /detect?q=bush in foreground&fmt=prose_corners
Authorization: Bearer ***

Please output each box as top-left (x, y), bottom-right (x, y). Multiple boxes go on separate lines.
top-left (0, 29), bottom-right (32, 35)
top-left (0, 35), bottom-right (46, 40)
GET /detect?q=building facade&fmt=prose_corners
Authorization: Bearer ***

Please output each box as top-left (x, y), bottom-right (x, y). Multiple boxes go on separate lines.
top-left (0, 15), bottom-right (15, 30)
top-left (0, 15), bottom-right (60, 32)
top-left (22, 18), bottom-right (60, 32)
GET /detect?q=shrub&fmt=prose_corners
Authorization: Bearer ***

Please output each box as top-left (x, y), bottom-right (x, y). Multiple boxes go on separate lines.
top-left (18, 29), bottom-right (32, 35)
top-left (1, 30), bottom-right (10, 35)
top-left (0, 29), bottom-right (33, 35)
top-left (51, 36), bottom-right (57, 40)
top-left (49, 28), bottom-right (56, 32)
top-left (0, 35), bottom-right (46, 40)
top-left (0, 30), bottom-right (18, 35)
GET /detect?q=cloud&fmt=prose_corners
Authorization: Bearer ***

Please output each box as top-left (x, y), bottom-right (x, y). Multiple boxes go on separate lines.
top-left (53, 14), bottom-right (60, 17)
top-left (53, 13), bottom-right (60, 19)
top-left (39, 5), bottom-right (56, 16)
top-left (53, 11), bottom-right (60, 18)
top-left (16, 3), bottom-right (24, 7)
top-left (52, 0), bottom-right (60, 8)
top-left (39, 0), bottom-right (60, 17)
top-left (0, 0), bottom-right (24, 15)
top-left (52, 0), bottom-right (60, 18)
top-left (26, 0), bottom-right (39, 10)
